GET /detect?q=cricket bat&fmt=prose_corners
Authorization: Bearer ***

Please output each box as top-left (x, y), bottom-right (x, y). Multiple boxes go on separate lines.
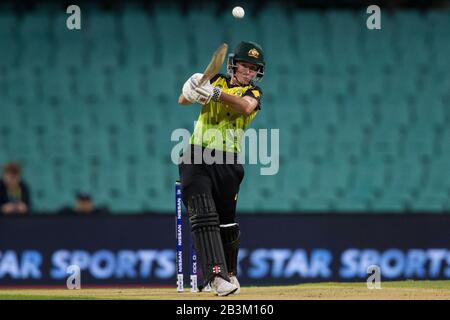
top-left (198, 43), bottom-right (228, 87)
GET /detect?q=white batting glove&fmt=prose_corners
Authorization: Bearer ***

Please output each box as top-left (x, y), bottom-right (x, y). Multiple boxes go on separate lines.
top-left (182, 73), bottom-right (203, 103)
top-left (195, 82), bottom-right (222, 105)
top-left (189, 73), bottom-right (203, 87)
top-left (189, 73), bottom-right (214, 104)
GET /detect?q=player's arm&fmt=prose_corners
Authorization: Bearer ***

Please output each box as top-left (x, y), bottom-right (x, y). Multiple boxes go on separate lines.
top-left (217, 93), bottom-right (258, 115)
top-left (195, 83), bottom-right (260, 115)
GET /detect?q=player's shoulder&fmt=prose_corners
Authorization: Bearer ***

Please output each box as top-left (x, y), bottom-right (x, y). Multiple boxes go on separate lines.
top-left (248, 83), bottom-right (263, 96)
top-left (250, 84), bottom-right (262, 92)
top-left (210, 73), bottom-right (228, 83)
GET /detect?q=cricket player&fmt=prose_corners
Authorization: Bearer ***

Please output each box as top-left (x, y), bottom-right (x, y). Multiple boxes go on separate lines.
top-left (178, 41), bottom-right (265, 296)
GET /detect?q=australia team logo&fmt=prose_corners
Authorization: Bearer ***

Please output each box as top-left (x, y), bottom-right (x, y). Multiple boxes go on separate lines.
top-left (248, 48), bottom-right (260, 58)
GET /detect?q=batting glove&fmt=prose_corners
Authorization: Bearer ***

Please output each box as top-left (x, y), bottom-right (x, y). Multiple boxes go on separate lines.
top-left (195, 82), bottom-right (222, 105)
top-left (182, 73), bottom-right (203, 103)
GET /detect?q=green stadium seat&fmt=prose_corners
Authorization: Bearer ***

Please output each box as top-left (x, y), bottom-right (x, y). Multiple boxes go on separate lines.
top-left (153, 9), bottom-right (190, 68)
top-left (438, 129), bottom-right (450, 158)
top-left (280, 158), bottom-right (315, 194)
top-left (40, 67), bottom-right (73, 99)
top-left (411, 94), bottom-right (446, 128)
top-left (19, 11), bottom-right (50, 39)
top-left (402, 125), bottom-right (435, 158)
top-left (75, 66), bottom-right (107, 99)
top-left (237, 193), bottom-right (259, 212)
top-left (258, 7), bottom-right (294, 69)
top-left (56, 97), bottom-right (90, 129)
top-left (308, 95), bottom-right (340, 128)
top-left (283, 70), bottom-right (316, 97)
top-left (336, 195), bottom-right (371, 212)
top-left (352, 158), bottom-right (386, 195)
top-left (186, 7), bottom-right (226, 68)
top-left (297, 23), bottom-right (328, 49)
top-left (128, 96), bottom-right (158, 123)
top-left (82, 129), bottom-right (110, 159)
top-left (65, 162), bottom-right (91, 194)
top-left (342, 95), bottom-right (374, 128)
top-left (5, 67), bottom-right (36, 100)
top-left (0, 37), bottom-right (18, 67)
top-left (145, 67), bottom-right (178, 98)
top-left (263, 72), bottom-right (283, 97)
top-left (389, 66), bottom-right (421, 95)
top-left (120, 8), bottom-right (152, 39)
top-left (426, 11), bottom-right (450, 34)
top-left (297, 125), bottom-right (330, 158)
top-left (24, 163), bottom-right (57, 212)
top-left (369, 123), bottom-right (402, 158)
top-left (321, 69), bottom-right (351, 95)
top-left (54, 44), bottom-right (86, 68)
top-left (119, 6), bottom-right (159, 66)
top-left (88, 38), bottom-right (120, 68)
top-left (326, 12), bottom-right (361, 67)
top-left (20, 39), bottom-right (53, 68)
top-left (0, 98), bottom-right (21, 127)
top-left (135, 163), bottom-right (167, 209)
top-left (410, 194), bottom-right (447, 212)
top-left (330, 125), bottom-right (365, 159)
top-left (384, 160), bottom-right (423, 196)
top-left (298, 194), bottom-right (334, 212)
top-left (221, 12), bottom-right (261, 51)
top-left (371, 195), bottom-right (410, 212)
top-left (423, 160), bottom-right (450, 195)
top-left (113, 66), bottom-right (142, 98)
top-left (315, 160), bottom-right (350, 196)
top-left (237, 187), bottom-right (259, 212)
top-left (85, 10), bottom-right (119, 40)
top-left (8, 129), bottom-right (39, 161)
top-left (0, 12), bottom-right (16, 38)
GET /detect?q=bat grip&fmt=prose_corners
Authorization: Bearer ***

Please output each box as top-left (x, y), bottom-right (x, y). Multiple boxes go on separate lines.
top-left (198, 78), bottom-right (207, 87)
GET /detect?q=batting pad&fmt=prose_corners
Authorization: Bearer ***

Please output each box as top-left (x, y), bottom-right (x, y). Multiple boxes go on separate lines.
top-left (188, 193), bottom-right (230, 283)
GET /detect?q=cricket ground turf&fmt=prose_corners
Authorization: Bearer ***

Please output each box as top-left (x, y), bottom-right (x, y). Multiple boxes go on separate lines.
top-left (0, 280), bottom-right (449, 300)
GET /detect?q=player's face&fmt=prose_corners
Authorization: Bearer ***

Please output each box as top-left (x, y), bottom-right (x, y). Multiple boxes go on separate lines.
top-left (234, 61), bottom-right (258, 85)
top-left (3, 173), bottom-right (20, 187)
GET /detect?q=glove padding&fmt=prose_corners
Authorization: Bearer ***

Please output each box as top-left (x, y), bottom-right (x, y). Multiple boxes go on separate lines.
top-left (182, 73), bottom-right (221, 105)
top-left (195, 81), bottom-right (222, 105)
top-left (194, 81), bottom-right (213, 103)
top-left (182, 73), bottom-right (203, 103)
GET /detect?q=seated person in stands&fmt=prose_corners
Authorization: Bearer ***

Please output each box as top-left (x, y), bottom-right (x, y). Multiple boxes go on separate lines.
top-left (0, 162), bottom-right (32, 215)
top-left (58, 192), bottom-right (109, 215)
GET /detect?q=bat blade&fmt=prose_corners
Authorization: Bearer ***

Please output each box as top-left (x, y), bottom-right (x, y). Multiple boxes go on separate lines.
top-left (198, 43), bottom-right (228, 87)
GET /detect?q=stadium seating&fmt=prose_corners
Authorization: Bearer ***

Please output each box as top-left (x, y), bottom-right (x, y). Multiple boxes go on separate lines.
top-left (1, 4), bottom-right (449, 213)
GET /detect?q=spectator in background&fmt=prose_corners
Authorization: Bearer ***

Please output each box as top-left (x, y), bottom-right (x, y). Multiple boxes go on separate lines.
top-left (58, 192), bottom-right (109, 215)
top-left (0, 162), bottom-right (32, 215)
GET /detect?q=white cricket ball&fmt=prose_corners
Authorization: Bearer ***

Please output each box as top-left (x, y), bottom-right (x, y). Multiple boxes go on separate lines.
top-left (232, 6), bottom-right (245, 19)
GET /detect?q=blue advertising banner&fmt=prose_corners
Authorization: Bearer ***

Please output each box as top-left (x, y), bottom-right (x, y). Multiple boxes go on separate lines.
top-left (0, 214), bottom-right (449, 286)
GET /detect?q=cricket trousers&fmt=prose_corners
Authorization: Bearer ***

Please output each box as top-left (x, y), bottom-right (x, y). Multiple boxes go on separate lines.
top-left (178, 144), bottom-right (244, 225)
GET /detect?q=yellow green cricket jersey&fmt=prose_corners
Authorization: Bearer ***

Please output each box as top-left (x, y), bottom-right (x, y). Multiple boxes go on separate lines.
top-left (189, 74), bottom-right (263, 153)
